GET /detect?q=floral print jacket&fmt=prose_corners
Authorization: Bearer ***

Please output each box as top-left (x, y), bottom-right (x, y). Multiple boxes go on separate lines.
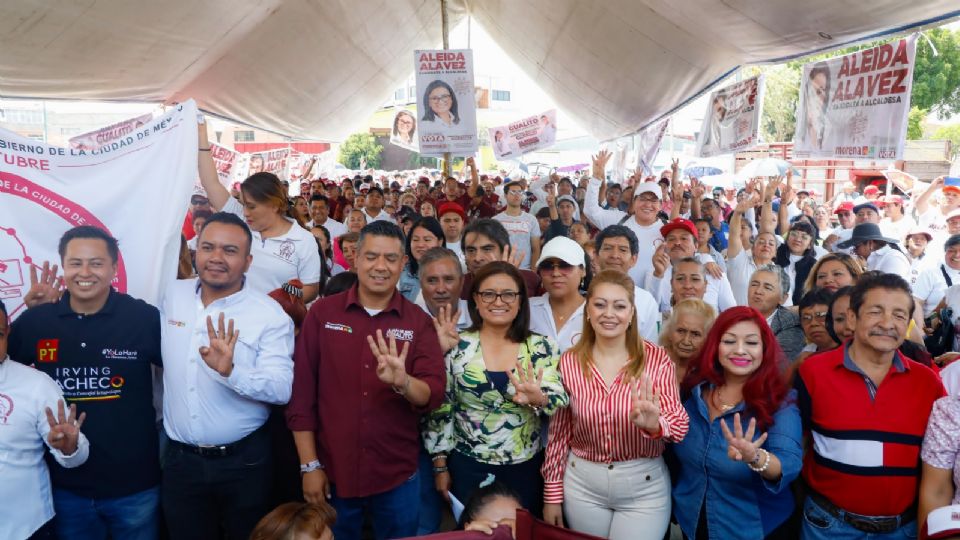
top-left (423, 331), bottom-right (568, 465)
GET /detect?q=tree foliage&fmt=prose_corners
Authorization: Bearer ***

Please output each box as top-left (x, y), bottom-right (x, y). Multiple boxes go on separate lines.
top-left (757, 27), bottom-right (960, 142)
top-left (338, 132), bottom-right (383, 169)
top-left (932, 124), bottom-right (960, 160)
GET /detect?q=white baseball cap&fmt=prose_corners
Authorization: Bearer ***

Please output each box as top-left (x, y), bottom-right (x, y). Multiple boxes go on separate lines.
top-left (536, 236), bottom-right (585, 268)
top-left (634, 182), bottom-right (661, 199)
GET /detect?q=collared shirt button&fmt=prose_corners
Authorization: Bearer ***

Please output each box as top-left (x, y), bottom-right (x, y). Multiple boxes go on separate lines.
top-left (363, 391), bottom-right (368, 397)
top-left (189, 387), bottom-right (195, 392)
top-left (81, 343), bottom-right (86, 348)
top-left (191, 414), bottom-right (198, 419)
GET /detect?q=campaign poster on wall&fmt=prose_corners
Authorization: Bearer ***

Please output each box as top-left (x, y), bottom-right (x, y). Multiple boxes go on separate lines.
top-left (415, 49), bottom-right (478, 156)
top-left (245, 148), bottom-right (289, 177)
top-left (696, 75), bottom-right (764, 157)
top-left (1, 102), bottom-right (197, 320)
top-left (389, 109), bottom-right (419, 151)
top-left (209, 143), bottom-right (239, 187)
top-left (488, 109), bottom-right (558, 160)
top-left (793, 36), bottom-right (916, 160)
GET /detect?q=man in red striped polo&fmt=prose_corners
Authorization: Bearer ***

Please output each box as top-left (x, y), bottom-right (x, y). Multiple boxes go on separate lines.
top-left (796, 272), bottom-right (945, 539)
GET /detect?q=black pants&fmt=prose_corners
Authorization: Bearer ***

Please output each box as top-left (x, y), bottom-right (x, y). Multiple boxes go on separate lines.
top-left (161, 426), bottom-right (272, 540)
top-left (448, 450), bottom-right (544, 519)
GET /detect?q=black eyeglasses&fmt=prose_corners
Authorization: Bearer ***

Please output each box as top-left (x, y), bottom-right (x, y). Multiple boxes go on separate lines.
top-left (190, 198), bottom-right (209, 205)
top-left (477, 290), bottom-right (520, 304)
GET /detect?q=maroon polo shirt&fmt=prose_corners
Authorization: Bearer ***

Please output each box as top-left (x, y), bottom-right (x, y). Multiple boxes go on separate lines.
top-left (286, 284), bottom-right (445, 498)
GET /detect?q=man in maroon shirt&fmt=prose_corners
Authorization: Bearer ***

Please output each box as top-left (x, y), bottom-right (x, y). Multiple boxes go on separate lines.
top-left (287, 220), bottom-right (445, 540)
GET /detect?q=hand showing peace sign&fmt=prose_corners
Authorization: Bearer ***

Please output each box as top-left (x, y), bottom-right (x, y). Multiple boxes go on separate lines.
top-left (199, 313), bottom-right (239, 377)
top-left (507, 362), bottom-right (546, 407)
top-left (629, 375), bottom-right (662, 434)
top-left (46, 400), bottom-right (85, 455)
top-left (720, 412), bottom-right (769, 465)
top-left (432, 304), bottom-right (461, 353)
top-left (499, 244), bottom-right (524, 268)
top-left (367, 329), bottom-right (410, 388)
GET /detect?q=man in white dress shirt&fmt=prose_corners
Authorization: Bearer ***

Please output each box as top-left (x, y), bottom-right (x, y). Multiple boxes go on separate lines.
top-left (160, 212), bottom-right (295, 540)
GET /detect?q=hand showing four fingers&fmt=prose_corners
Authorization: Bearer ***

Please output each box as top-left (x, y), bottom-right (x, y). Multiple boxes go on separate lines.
top-left (46, 400), bottom-right (85, 455)
top-left (629, 375), bottom-right (662, 434)
top-left (720, 412), bottom-right (769, 465)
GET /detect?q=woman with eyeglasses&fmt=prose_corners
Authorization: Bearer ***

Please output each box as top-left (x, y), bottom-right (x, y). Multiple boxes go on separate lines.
top-left (774, 221), bottom-right (818, 306)
top-left (672, 307), bottom-right (802, 539)
top-left (421, 80), bottom-right (460, 127)
top-left (529, 237), bottom-right (590, 352)
top-left (541, 271), bottom-right (689, 539)
top-left (425, 261), bottom-right (568, 515)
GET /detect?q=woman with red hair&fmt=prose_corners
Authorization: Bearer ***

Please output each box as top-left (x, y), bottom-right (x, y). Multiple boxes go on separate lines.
top-left (671, 306), bottom-right (802, 539)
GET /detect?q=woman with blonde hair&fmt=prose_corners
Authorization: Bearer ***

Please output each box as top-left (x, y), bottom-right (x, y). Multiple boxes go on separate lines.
top-left (802, 252), bottom-right (864, 295)
top-left (659, 299), bottom-right (717, 384)
top-left (541, 270), bottom-right (689, 539)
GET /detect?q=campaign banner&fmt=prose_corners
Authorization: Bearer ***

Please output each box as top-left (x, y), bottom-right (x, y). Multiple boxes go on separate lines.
top-left (68, 113), bottom-right (154, 151)
top-left (696, 75), bottom-right (763, 157)
top-left (244, 148), bottom-right (289, 177)
top-left (390, 109), bottom-right (419, 151)
top-left (794, 36), bottom-right (916, 160)
top-left (488, 109), bottom-right (558, 160)
top-left (415, 49), bottom-right (478, 156)
top-left (635, 120), bottom-right (668, 175)
top-left (0, 101), bottom-right (197, 320)
top-left (209, 143), bottom-right (239, 187)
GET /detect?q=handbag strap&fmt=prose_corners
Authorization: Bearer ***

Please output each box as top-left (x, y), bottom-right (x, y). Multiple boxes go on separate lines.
top-left (942, 264), bottom-right (953, 288)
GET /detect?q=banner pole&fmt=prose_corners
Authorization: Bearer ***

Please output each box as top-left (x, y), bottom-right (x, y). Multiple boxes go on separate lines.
top-left (441, 0), bottom-right (452, 178)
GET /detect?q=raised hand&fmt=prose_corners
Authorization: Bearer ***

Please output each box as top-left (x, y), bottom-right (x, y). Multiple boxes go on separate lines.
top-left (507, 362), bottom-right (546, 407)
top-left (592, 149), bottom-right (612, 180)
top-left (629, 375), bottom-right (661, 434)
top-left (720, 412), bottom-right (768, 464)
top-left (432, 304), bottom-right (461, 353)
top-left (46, 400), bottom-right (85, 455)
top-left (24, 261), bottom-right (63, 308)
top-left (499, 244), bottom-right (524, 268)
top-left (199, 313), bottom-right (239, 376)
top-left (736, 192), bottom-right (761, 214)
top-left (651, 243), bottom-right (670, 277)
top-left (763, 178), bottom-right (780, 201)
top-left (704, 261), bottom-right (724, 280)
top-left (691, 178), bottom-right (706, 199)
top-left (546, 193), bottom-right (556, 208)
top-left (367, 329), bottom-right (410, 388)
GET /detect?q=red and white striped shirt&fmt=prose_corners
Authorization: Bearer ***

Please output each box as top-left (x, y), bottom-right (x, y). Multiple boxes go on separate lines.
top-left (541, 341), bottom-right (689, 503)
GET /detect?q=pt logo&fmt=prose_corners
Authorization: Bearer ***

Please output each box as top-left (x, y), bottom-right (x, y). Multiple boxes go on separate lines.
top-left (37, 338), bottom-right (59, 363)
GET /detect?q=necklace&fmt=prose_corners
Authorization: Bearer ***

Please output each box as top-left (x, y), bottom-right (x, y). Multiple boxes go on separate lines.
top-left (712, 386), bottom-right (738, 412)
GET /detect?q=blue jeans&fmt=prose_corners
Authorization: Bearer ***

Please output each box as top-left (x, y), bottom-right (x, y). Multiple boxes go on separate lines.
top-left (53, 486), bottom-right (160, 540)
top-left (801, 497), bottom-right (917, 539)
top-left (331, 472), bottom-right (420, 540)
top-left (417, 449), bottom-right (443, 534)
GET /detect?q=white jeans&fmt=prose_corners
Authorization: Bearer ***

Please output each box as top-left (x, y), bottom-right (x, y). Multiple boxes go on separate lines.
top-left (563, 453), bottom-right (671, 540)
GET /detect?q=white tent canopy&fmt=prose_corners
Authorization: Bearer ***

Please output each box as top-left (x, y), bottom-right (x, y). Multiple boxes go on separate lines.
top-left (1, 0), bottom-right (957, 142)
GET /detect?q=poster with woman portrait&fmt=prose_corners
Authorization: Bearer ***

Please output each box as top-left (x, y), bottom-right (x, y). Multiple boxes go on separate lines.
top-left (487, 109), bottom-right (558, 161)
top-left (793, 36), bottom-right (916, 160)
top-left (389, 109), bottom-right (418, 151)
top-left (695, 75), bottom-right (764, 158)
top-left (415, 49), bottom-right (478, 156)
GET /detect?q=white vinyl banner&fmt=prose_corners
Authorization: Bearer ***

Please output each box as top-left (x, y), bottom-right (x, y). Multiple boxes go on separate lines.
top-left (0, 101), bottom-right (198, 320)
top-left (635, 120), bottom-right (668, 175)
top-left (793, 35), bottom-right (916, 160)
top-left (415, 49), bottom-right (479, 156)
top-left (69, 113), bottom-right (154, 151)
top-left (696, 75), bottom-right (764, 157)
top-left (488, 109), bottom-right (558, 160)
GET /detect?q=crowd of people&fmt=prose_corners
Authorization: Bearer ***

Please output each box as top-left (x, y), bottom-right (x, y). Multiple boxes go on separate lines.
top-left (5, 118), bottom-right (960, 540)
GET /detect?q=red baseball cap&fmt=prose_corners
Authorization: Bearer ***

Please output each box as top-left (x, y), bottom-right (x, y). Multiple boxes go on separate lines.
top-left (660, 218), bottom-right (698, 240)
top-left (864, 185), bottom-right (880, 195)
top-left (437, 202), bottom-right (466, 221)
top-left (834, 201), bottom-right (854, 214)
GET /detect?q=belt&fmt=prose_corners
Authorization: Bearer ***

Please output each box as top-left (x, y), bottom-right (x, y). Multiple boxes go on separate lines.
top-left (169, 425), bottom-right (264, 458)
top-left (809, 491), bottom-right (916, 534)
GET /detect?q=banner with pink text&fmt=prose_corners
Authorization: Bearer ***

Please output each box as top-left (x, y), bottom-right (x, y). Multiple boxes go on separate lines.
top-left (488, 109), bottom-right (558, 161)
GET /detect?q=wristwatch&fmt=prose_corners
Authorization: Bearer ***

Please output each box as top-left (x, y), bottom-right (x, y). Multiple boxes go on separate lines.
top-left (300, 460), bottom-right (324, 474)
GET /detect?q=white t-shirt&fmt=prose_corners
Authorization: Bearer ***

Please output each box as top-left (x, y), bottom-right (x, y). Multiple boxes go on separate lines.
top-left (311, 217), bottom-right (347, 239)
top-left (582, 177), bottom-right (662, 286)
top-left (223, 198), bottom-right (323, 294)
top-left (866, 245), bottom-right (911, 276)
top-left (634, 286), bottom-right (662, 342)
top-left (363, 209), bottom-right (396, 224)
top-left (726, 250), bottom-right (760, 306)
top-left (493, 211), bottom-right (541, 270)
top-left (914, 262), bottom-right (960, 315)
top-left (643, 264), bottom-right (737, 315)
top-left (881, 216), bottom-right (916, 243)
top-left (909, 253), bottom-right (939, 286)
